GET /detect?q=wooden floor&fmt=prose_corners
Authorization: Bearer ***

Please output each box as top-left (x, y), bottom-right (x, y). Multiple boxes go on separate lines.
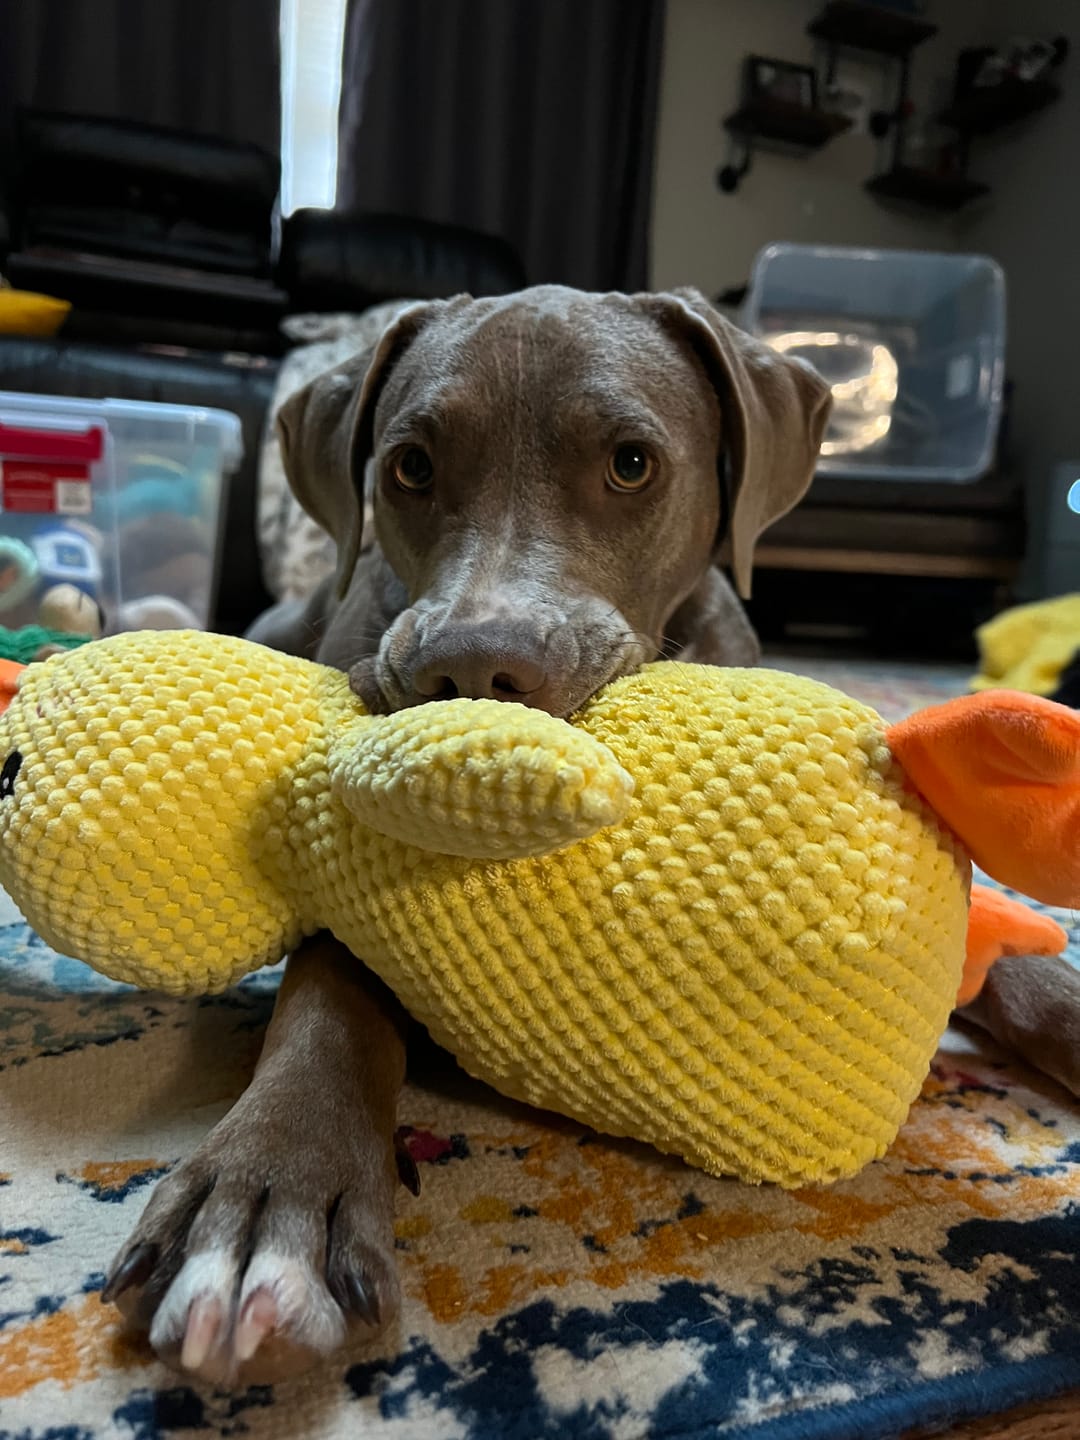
top-left (903, 1390), bottom-right (1080, 1438)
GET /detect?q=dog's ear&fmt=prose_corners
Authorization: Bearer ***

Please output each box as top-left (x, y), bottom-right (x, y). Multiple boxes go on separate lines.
top-left (649, 288), bottom-right (832, 599)
top-left (276, 302), bottom-right (437, 599)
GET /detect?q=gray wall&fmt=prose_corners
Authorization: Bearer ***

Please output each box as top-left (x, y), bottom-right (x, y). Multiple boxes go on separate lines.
top-left (649, 0), bottom-right (1077, 595)
top-left (650, 0), bottom-right (986, 295)
top-left (960, 0), bottom-right (1078, 595)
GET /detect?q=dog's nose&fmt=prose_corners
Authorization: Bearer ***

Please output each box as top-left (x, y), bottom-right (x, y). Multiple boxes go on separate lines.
top-left (412, 625), bottom-right (549, 705)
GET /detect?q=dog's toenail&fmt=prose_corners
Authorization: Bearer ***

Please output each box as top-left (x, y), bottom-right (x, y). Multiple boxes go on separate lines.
top-left (345, 1270), bottom-right (381, 1326)
top-left (234, 1288), bottom-right (279, 1364)
top-left (181, 1294), bottom-right (224, 1372)
top-left (395, 1132), bottom-right (421, 1196)
top-left (101, 1241), bottom-right (158, 1303)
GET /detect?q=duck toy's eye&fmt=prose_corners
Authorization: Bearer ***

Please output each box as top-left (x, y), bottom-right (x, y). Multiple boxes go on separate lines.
top-left (0, 751), bottom-right (22, 799)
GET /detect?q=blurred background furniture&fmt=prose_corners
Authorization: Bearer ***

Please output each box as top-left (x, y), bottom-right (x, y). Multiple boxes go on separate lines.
top-left (739, 242), bottom-right (1022, 656)
top-left (0, 110), bottom-right (526, 636)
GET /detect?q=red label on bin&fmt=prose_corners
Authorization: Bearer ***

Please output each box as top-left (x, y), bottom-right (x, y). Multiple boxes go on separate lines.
top-left (1, 460), bottom-right (92, 515)
top-left (0, 422), bottom-right (104, 463)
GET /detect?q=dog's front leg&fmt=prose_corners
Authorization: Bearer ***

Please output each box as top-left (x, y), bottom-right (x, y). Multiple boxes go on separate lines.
top-left (103, 933), bottom-right (409, 1384)
top-left (959, 952), bottom-right (1080, 1098)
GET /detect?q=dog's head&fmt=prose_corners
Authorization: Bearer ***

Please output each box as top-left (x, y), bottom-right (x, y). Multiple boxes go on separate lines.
top-left (277, 285), bottom-right (831, 716)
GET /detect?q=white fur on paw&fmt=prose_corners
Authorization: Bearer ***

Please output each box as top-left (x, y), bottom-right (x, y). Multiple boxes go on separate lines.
top-left (148, 1247), bottom-right (348, 1384)
top-left (235, 1252), bottom-right (346, 1361)
top-left (150, 1249), bottom-right (242, 1383)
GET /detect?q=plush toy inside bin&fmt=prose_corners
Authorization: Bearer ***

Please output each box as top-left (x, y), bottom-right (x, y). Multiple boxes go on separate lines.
top-left (0, 391), bottom-right (242, 637)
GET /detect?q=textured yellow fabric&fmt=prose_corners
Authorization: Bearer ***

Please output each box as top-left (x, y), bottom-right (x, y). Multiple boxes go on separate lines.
top-left (333, 699), bottom-right (633, 858)
top-left (0, 632), bottom-right (970, 1186)
top-left (971, 593), bottom-right (1080, 696)
top-left (0, 632), bottom-right (345, 991)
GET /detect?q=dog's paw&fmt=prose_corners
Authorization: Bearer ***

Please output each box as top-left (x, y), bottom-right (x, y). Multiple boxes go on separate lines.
top-left (962, 951), bottom-right (1080, 1099)
top-left (102, 1098), bottom-right (400, 1384)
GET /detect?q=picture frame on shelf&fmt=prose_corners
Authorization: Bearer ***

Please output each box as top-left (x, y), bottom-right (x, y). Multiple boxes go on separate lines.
top-left (745, 55), bottom-right (818, 110)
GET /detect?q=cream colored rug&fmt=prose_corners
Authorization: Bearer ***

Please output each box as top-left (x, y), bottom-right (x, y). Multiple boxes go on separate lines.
top-left (3, 657), bottom-right (1079, 1439)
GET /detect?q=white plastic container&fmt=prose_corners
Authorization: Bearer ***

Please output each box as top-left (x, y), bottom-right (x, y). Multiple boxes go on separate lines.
top-left (0, 393), bottom-right (242, 630)
top-left (743, 244), bottom-right (1006, 482)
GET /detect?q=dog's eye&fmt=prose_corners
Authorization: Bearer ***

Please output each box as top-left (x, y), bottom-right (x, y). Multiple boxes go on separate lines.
top-left (392, 447), bottom-right (434, 493)
top-left (607, 444), bottom-right (655, 493)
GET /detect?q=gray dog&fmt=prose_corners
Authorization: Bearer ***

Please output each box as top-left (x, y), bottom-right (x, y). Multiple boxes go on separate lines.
top-left (251, 284), bottom-right (831, 705)
top-left (101, 285), bottom-right (1079, 1385)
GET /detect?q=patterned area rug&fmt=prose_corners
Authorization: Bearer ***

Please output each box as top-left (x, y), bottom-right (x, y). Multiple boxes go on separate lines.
top-left (2, 655), bottom-right (1080, 1440)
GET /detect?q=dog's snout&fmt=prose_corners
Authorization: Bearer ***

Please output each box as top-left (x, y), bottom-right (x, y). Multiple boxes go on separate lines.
top-left (412, 625), bottom-right (549, 705)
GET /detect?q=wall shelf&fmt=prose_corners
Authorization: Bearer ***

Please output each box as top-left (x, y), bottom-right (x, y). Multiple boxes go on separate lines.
top-left (938, 76), bottom-right (1060, 135)
top-left (807, 0), bottom-right (937, 58)
top-left (721, 6), bottom-right (1057, 210)
top-left (724, 98), bottom-right (853, 149)
top-left (807, 0), bottom-right (943, 213)
top-left (865, 165), bottom-right (990, 211)
top-left (808, 4), bottom-right (1062, 213)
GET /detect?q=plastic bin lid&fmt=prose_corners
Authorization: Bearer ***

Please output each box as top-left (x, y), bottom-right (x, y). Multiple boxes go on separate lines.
top-left (0, 392), bottom-right (244, 472)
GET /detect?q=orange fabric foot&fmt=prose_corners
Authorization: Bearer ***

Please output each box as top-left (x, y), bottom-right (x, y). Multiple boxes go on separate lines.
top-left (886, 689), bottom-right (1080, 909)
top-left (960, 882), bottom-right (1068, 1006)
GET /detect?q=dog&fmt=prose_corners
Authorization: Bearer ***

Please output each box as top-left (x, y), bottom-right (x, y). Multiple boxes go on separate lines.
top-left (99, 285), bottom-right (1080, 1385)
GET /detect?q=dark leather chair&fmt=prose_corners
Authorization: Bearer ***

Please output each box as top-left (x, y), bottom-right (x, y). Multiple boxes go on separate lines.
top-left (280, 209), bottom-right (526, 312)
top-left (5, 109), bottom-right (287, 350)
top-left (11, 108), bottom-right (280, 275)
top-left (0, 194), bottom-right (528, 634)
top-left (3, 111), bottom-right (526, 351)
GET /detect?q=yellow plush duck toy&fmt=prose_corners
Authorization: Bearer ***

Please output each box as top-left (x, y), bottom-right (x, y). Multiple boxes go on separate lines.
top-left (0, 631), bottom-right (1077, 1188)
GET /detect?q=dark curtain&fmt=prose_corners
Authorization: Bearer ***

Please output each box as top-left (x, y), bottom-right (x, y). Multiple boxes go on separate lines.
top-left (336, 0), bottom-right (665, 292)
top-left (0, 0), bottom-right (280, 155)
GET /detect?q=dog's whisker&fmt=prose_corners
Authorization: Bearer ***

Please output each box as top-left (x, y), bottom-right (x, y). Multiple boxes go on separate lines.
top-left (337, 625), bottom-right (394, 647)
top-left (606, 630), bottom-right (661, 659)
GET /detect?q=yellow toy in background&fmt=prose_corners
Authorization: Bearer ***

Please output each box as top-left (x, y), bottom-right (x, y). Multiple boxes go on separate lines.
top-left (0, 631), bottom-right (1076, 1188)
top-left (0, 286), bottom-right (71, 337)
top-left (971, 592), bottom-right (1080, 697)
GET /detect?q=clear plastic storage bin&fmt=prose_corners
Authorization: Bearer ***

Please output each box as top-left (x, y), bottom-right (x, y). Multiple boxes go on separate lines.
top-left (743, 244), bottom-right (1006, 482)
top-left (0, 393), bottom-right (242, 630)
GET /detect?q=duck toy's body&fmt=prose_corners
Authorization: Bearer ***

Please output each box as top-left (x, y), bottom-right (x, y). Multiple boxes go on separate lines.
top-left (0, 631), bottom-right (1075, 1187)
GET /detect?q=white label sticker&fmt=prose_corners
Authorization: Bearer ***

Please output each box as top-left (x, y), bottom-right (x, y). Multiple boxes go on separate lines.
top-left (55, 479), bottom-right (93, 515)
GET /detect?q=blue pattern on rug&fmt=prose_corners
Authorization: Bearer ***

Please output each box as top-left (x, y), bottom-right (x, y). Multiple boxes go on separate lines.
top-left (2, 656), bottom-right (1079, 1438)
